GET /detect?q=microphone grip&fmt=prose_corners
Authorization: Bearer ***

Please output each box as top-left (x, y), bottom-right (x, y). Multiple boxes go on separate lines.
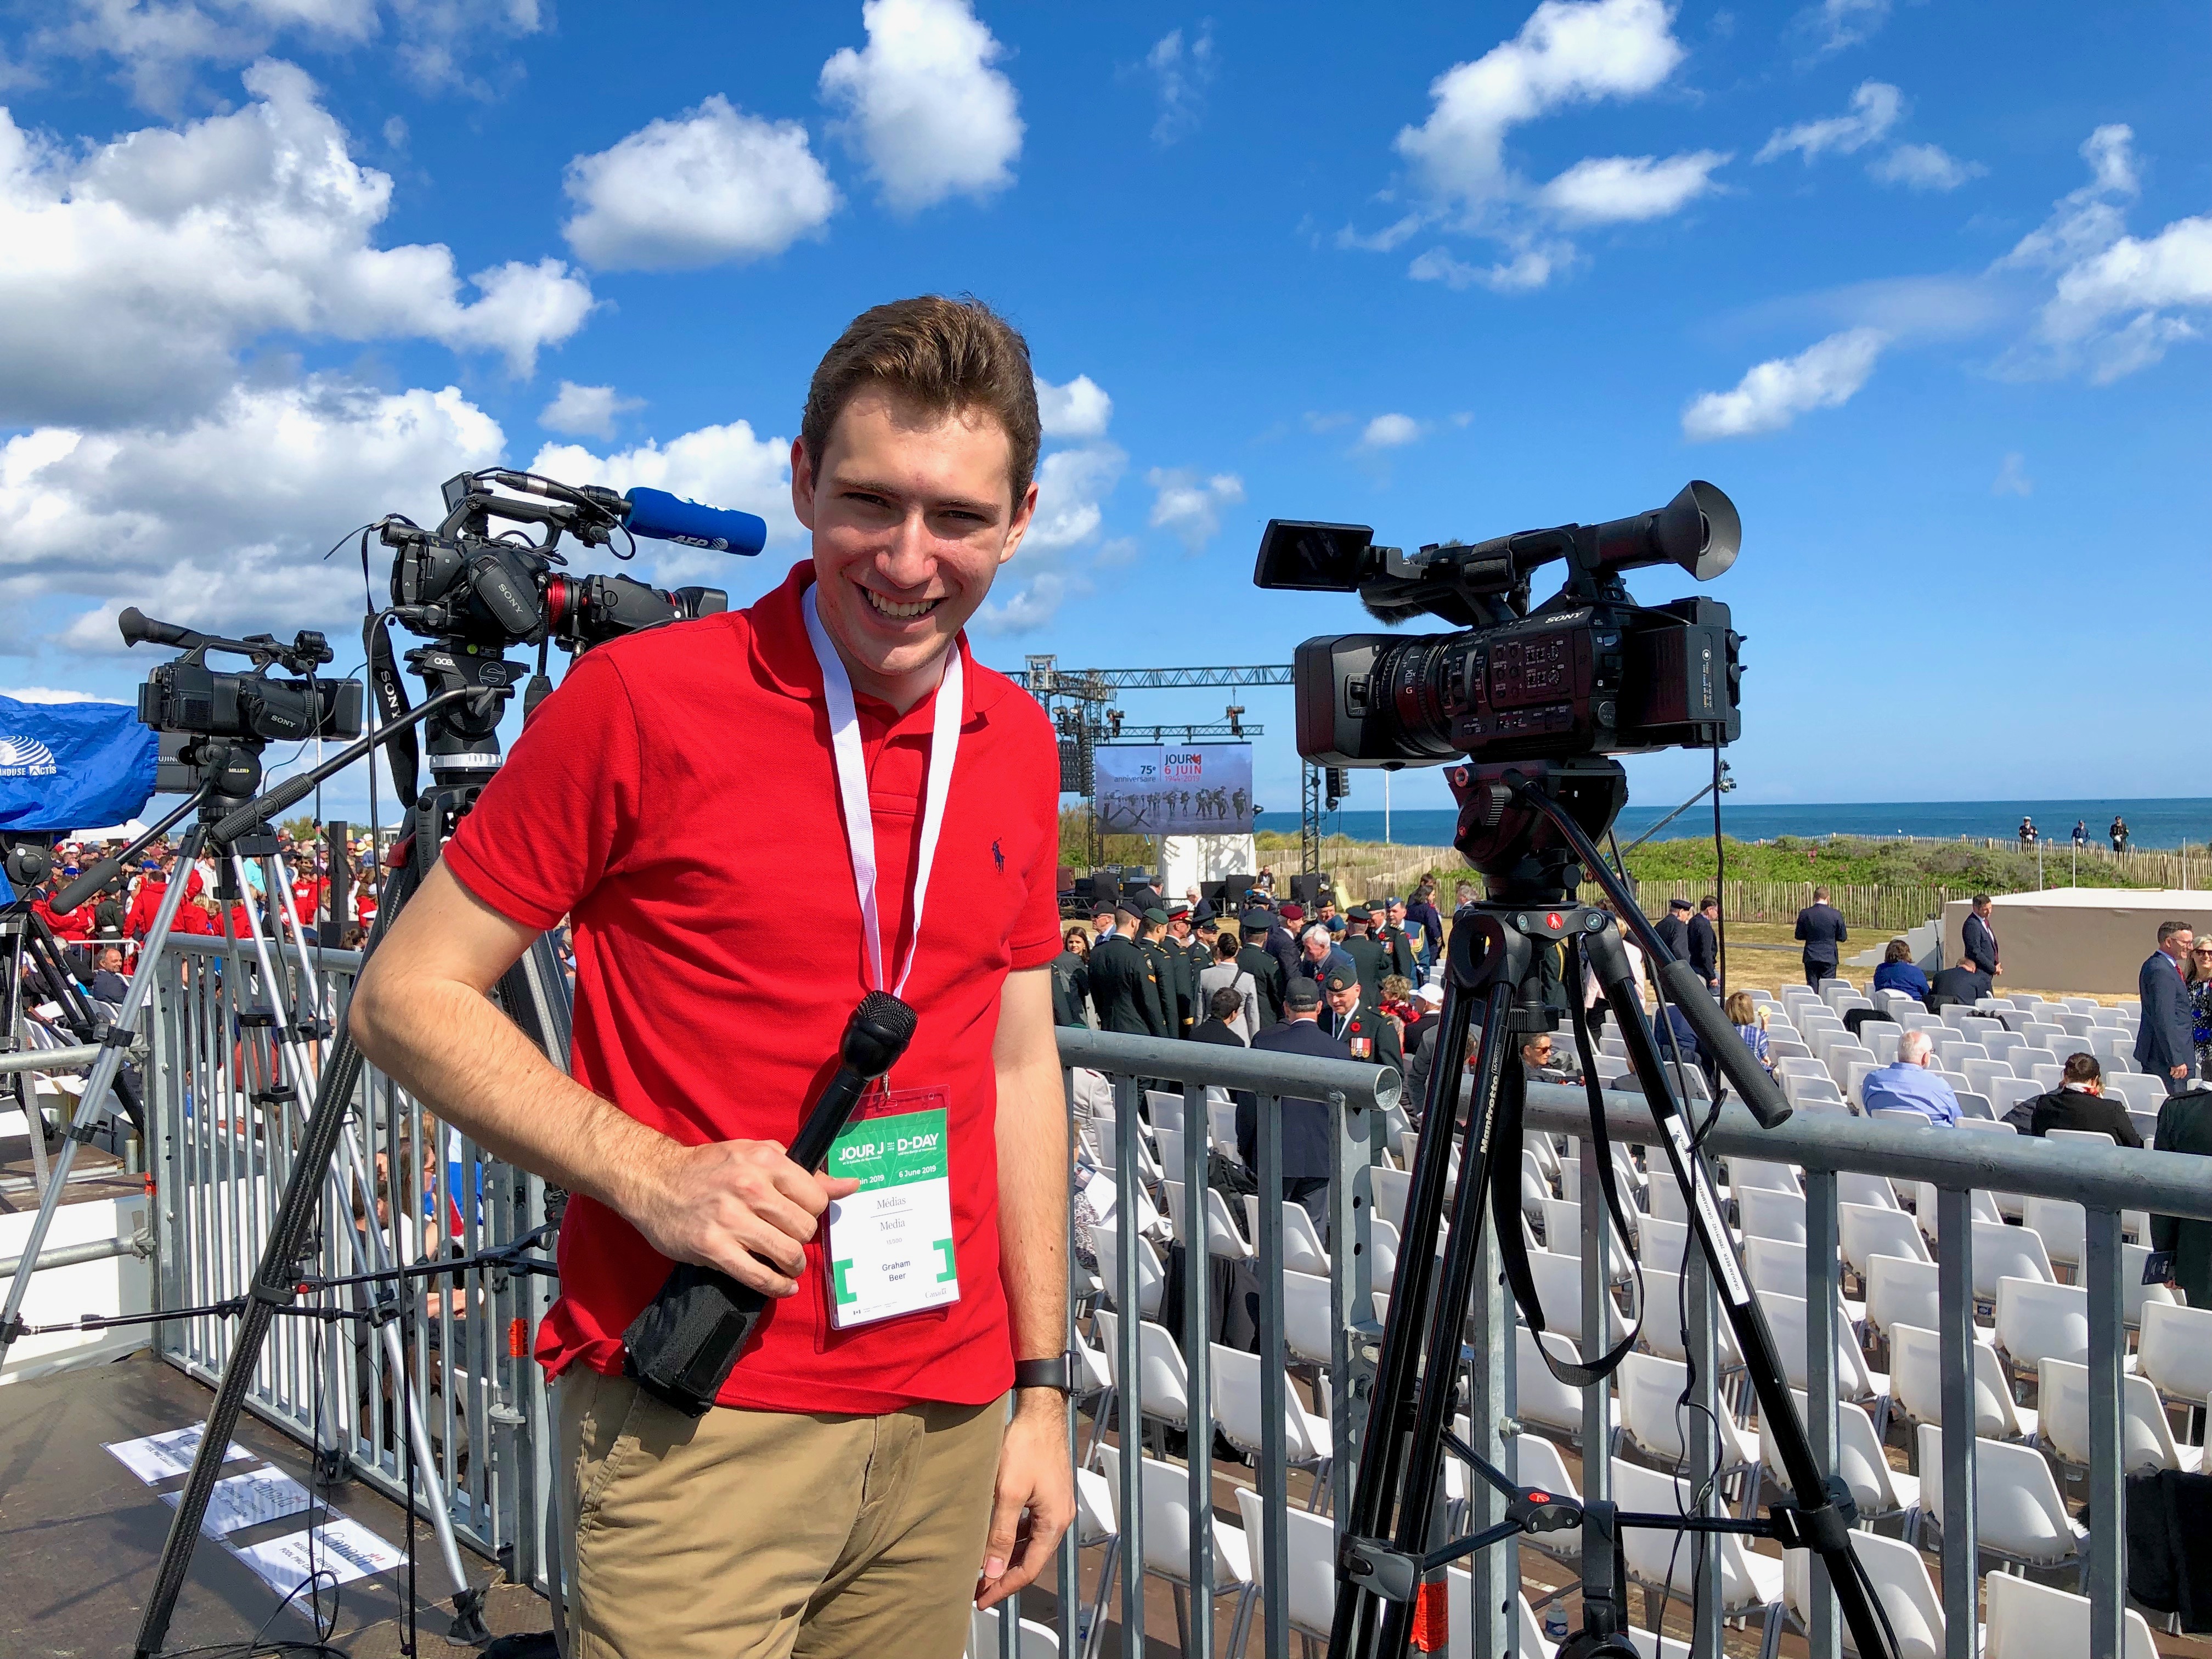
top-left (1657, 960), bottom-right (1792, 1128)
top-left (52, 857), bottom-right (121, 915)
top-left (622, 1063), bottom-right (877, 1417)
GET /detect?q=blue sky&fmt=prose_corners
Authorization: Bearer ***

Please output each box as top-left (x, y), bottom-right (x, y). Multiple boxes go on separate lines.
top-left (1, 0), bottom-right (2205, 830)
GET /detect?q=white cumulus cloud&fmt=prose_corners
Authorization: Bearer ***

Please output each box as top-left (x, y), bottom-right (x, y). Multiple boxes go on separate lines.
top-left (1035, 373), bottom-right (1113, 440)
top-left (975, 567), bottom-right (1091, 635)
top-left (1756, 81), bottom-right (1902, 163)
top-left (529, 420), bottom-right (800, 579)
top-left (1379, 0), bottom-right (1718, 291)
top-left (539, 381), bottom-right (644, 439)
top-left (0, 376), bottom-right (505, 646)
top-left (1396, 0), bottom-right (1685, 205)
top-left (0, 59), bottom-right (594, 429)
top-left (1024, 444), bottom-right (1126, 552)
top-left (1680, 327), bottom-right (1887, 441)
top-left (561, 96), bottom-right (839, 272)
top-left (1803, 0), bottom-right (1889, 54)
top-left (2005, 126), bottom-right (2212, 383)
top-left (1144, 23), bottom-right (1216, 146)
top-left (1147, 468), bottom-right (1244, 551)
top-left (1538, 150), bottom-right (1729, 223)
top-left (820, 0), bottom-right (1023, 214)
top-left (1357, 414), bottom-right (1425, 450)
top-left (1868, 142), bottom-right (1984, 192)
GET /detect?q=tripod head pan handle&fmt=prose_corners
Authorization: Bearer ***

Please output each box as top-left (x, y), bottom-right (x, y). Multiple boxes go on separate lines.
top-left (50, 856), bottom-right (121, 914)
top-left (1655, 958), bottom-right (1791, 1127)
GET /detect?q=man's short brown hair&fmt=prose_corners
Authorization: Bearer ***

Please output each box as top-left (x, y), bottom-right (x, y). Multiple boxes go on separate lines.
top-left (801, 295), bottom-right (1042, 504)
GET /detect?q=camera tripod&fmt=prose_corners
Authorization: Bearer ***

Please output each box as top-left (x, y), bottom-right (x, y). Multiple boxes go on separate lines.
top-left (129, 661), bottom-right (571, 1657)
top-left (1328, 758), bottom-right (1898, 1659)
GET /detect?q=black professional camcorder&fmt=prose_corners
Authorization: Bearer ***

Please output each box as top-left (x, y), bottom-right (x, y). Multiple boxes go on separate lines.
top-left (125, 610), bottom-right (364, 749)
top-left (1254, 481), bottom-right (1744, 768)
top-left (383, 471), bottom-right (765, 656)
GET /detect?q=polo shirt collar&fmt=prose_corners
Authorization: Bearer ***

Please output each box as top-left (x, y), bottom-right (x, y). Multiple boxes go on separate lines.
top-left (746, 559), bottom-right (1000, 723)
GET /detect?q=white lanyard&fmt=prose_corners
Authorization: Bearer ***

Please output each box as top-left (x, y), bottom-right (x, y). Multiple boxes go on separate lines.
top-left (802, 585), bottom-right (964, 998)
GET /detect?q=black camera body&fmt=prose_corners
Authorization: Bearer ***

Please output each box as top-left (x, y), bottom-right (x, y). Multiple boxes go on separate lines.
top-left (139, 658), bottom-right (364, 747)
top-left (384, 472), bottom-right (729, 657)
top-left (1257, 482), bottom-right (1745, 770)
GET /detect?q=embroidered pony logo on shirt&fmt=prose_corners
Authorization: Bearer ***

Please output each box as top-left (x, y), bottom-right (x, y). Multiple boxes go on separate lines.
top-left (991, 839), bottom-right (1005, 873)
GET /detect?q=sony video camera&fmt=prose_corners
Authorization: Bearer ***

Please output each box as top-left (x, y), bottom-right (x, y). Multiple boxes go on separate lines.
top-left (1254, 481), bottom-right (1745, 768)
top-left (383, 471), bottom-right (766, 656)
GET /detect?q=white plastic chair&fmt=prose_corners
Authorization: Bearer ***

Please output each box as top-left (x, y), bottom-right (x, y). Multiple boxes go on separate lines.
top-left (2021, 1195), bottom-right (2086, 1277)
top-left (1211, 1342), bottom-right (1332, 1500)
top-left (1759, 1387), bottom-right (1918, 1531)
top-left (1863, 1254), bottom-right (1991, 1347)
top-left (1638, 1213), bottom-right (1690, 1271)
top-left (1368, 1215), bottom-right (1401, 1294)
top-left (1092, 1309), bottom-right (1190, 1443)
top-left (1242, 1194), bottom-right (1324, 1273)
top-left (1836, 1170), bottom-right (1900, 1211)
top-left (1737, 1185), bottom-right (1807, 1245)
top-left (1520, 1245), bottom-right (1627, 1350)
top-left (1761, 1288), bottom-right (1886, 1410)
top-left (1914, 1424), bottom-right (2086, 1575)
top-left (1618, 1350), bottom-right (1759, 1506)
top-left (1609, 1458), bottom-right (1786, 1652)
top-left (1638, 1265), bottom-right (1748, 1369)
top-left (1368, 1165), bottom-right (1412, 1230)
top-left (1886, 1321), bottom-right (2036, 1441)
top-left (1969, 1220), bottom-right (2055, 1300)
top-left (2136, 1301), bottom-right (2212, 1408)
top-left (967, 1605), bottom-right (1060, 1658)
top-left (2036, 1355), bottom-right (2204, 1477)
top-left (1839, 1201), bottom-right (1932, 1280)
top-left (1089, 1223), bottom-right (1166, 1319)
top-left (1094, 1444), bottom-right (1257, 1657)
top-left (1232, 1485), bottom-right (1337, 1641)
top-left (1980, 1545), bottom-right (2160, 1658)
top-left (1993, 1275), bottom-right (2092, 1379)
top-left (1515, 1328), bottom-right (1595, 1444)
top-left (1741, 1237), bottom-right (1864, 1328)
top-left (1281, 1269), bottom-right (1336, 1370)
top-left (1782, 1529), bottom-right (1951, 1659)
top-left (1146, 1088), bottom-right (1185, 1131)
top-left (1728, 1156), bottom-right (1802, 1197)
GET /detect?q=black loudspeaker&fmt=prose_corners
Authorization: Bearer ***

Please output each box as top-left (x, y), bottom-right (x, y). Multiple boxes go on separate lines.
top-left (1088, 870), bottom-right (1120, 909)
top-left (1199, 879), bottom-right (1228, 910)
top-left (1289, 873), bottom-right (1322, 906)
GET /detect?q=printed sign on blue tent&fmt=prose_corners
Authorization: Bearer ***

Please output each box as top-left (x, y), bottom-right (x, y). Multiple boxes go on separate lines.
top-left (0, 695), bottom-right (159, 834)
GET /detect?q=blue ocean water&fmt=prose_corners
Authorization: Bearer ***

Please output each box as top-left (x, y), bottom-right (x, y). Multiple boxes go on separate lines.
top-left (1325, 799), bottom-right (2212, 851)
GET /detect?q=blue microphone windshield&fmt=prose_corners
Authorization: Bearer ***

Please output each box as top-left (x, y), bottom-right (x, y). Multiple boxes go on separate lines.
top-left (623, 487), bottom-right (768, 554)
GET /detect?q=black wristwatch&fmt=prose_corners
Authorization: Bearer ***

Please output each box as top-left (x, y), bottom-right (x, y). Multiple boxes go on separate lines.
top-left (1012, 1354), bottom-right (1077, 1395)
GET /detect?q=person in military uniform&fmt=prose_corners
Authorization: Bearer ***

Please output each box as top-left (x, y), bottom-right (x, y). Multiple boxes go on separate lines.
top-left (1167, 905), bottom-right (1210, 984)
top-left (1049, 927), bottom-right (1092, 1028)
top-left (1379, 899), bottom-right (1421, 981)
top-left (1340, 905), bottom-right (1390, 1010)
top-left (1190, 915), bottom-right (1223, 977)
top-left (1140, 907), bottom-right (1193, 1038)
top-left (1236, 909), bottom-right (1287, 1030)
top-left (1263, 904), bottom-right (1302, 990)
top-left (1090, 903), bottom-right (1167, 1036)
top-left (1322, 966), bottom-right (1403, 1163)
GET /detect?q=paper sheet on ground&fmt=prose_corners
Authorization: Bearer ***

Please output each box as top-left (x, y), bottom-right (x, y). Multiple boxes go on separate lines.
top-left (104, 1424), bottom-right (251, 1483)
top-left (163, 1464), bottom-right (314, 1536)
top-left (233, 1515), bottom-right (404, 1597)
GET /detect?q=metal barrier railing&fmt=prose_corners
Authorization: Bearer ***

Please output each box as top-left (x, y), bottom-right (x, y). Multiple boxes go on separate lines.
top-left (129, 950), bottom-right (2210, 1659)
top-left (1508, 1083), bottom-right (2212, 1659)
top-left (141, 936), bottom-right (561, 1595)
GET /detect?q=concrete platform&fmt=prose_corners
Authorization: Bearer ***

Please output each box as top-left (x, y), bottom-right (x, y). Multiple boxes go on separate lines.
top-left (0, 1350), bottom-right (541, 1657)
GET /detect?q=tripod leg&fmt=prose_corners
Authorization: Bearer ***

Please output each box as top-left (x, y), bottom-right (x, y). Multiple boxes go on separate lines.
top-left (132, 850), bottom-right (424, 1659)
top-left (1372, 981), bottom-right (1518, 1659)
top-left (0, 828), bottom-right (206, 1365)
top-left (228, 850), bottom-right (479, 1626)
top-left (1328, 970), bottom-right (1476, 1659)
top-left (1582, 926), bottom-right (1894, 1659)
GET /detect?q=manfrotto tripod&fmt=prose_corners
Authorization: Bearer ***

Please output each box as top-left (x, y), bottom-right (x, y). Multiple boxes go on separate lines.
top-left (131, 644), bottom-right (571, 1658)
top-left (1328, 757), bottom-right (1899, 1659)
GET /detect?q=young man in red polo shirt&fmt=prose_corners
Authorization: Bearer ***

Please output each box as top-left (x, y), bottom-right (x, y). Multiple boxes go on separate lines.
top-left (351, 296), bottom-right (1072, 1657)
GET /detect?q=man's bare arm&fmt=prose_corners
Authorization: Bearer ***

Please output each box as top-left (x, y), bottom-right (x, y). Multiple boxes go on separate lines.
top-left (348, 861), bottom-right (850, 1298)
top-left (977, 965), bottom-right (1073, 1606)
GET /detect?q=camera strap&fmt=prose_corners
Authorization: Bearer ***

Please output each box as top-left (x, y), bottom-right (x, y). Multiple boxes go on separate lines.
top-left (364, 613), bottom-right (419, 809)
top-left (801, 585), bottom-right (963, 1000)
top-left (1489, 942), bottom-right (1641, 1389)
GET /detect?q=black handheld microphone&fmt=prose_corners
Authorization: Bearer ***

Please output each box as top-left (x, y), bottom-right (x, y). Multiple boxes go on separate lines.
top-left (622, 990), bottom-right (918, 1417)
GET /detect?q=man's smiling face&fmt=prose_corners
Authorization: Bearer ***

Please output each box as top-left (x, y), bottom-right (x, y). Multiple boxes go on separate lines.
top-left (793, 385), bottom-right (1036, 711)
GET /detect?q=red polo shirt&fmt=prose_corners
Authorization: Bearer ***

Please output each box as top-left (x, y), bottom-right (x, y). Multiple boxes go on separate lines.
top-left (443, 561), bottom-right (1062, 1414)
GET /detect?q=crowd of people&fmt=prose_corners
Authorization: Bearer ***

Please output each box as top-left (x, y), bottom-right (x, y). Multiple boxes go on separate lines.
top-left (12, 826), bottom-right (388, 1021)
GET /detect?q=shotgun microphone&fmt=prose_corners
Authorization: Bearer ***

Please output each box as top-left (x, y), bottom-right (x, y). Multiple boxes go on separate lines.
top-left (622, 990), bottom-right (917, 1416)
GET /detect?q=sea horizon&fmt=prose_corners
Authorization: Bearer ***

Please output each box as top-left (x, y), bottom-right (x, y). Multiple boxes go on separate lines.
top-left (1313, 797), bottom-right (2212, 852)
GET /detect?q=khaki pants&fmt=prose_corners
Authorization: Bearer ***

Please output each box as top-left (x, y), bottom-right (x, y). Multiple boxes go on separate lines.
top-left (559, 1368), bottom-right (1007, 1659)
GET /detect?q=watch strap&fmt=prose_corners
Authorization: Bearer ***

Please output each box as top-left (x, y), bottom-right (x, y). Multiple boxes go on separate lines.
top-left (1012, 1354), bottom-right (1077, 1395)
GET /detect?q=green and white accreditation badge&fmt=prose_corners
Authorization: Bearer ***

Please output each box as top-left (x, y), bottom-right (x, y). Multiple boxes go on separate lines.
top-left (824, 1087), bottom-right (960, 1329)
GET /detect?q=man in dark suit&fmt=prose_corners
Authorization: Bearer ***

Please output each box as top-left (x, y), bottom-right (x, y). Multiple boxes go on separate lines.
top-left (1655, 898), bottom-right (1691, 963)
top-left (1926, 959), bottom-right (1992, 1010)
top-left (1685, 896), bottom-right (1720, 990)
top-left (1793, 888), bottom-right (1848, 990)
top-left (1088, 904), bottom-right (1168, 1036)
top-left (2153, 1083), bottom-right (2212, 1313)
top-left (1237, 977), bottom-right (1349, 1232)
top-left (1961, 896), bottom-right (2000, 980)
top-left (2135, 920), bottom-right (2197, 1093)
top-left (1236, 910), bottom-right (1288, 1029)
